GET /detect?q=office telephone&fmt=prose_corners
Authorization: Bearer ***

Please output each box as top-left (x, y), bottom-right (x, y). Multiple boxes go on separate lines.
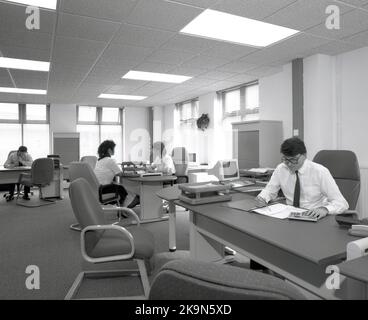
top-left (349, 225), bottom-right (368, 237)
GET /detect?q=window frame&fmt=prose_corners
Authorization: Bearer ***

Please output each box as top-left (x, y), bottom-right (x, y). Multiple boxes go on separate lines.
top-left (176, 98), bottom-right (199, 125)
top-left (220, 81), bottom-right (259, 121)
top-left (77, 105), bottom-right (124, 161)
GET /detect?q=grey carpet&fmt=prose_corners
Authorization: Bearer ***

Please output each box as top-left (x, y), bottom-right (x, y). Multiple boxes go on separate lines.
top-left (0, 189), bottom-right (190, 299)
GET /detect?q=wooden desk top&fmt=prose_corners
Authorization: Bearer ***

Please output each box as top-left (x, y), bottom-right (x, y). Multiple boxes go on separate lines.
top-left (171, 191), bottom-right (357, 266)
top-left (338, 256), bottom-right (368, 283)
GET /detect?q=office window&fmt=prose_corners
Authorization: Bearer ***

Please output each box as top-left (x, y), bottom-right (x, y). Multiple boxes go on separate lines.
top-left (77, 106), bottom-right (123, 162)
top-left (78, 106), bottom-right (97, 123)
top-left (0, 103), bottom-right (19, 121)
top-left (175, 99), bottom-right (199, 158)
top-left (221, 82), bottom-right (259, 121)
top-left (0, 104), bottom-right (50, 165)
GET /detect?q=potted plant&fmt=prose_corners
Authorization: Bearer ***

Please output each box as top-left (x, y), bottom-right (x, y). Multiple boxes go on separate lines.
top-left (197, 113), bottom-right (210, 131)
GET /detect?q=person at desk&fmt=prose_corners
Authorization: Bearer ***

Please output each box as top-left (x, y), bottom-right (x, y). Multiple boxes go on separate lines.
top-left (149, 141), bottom-right (176, 175)
top-left (94, 140), bottom-right (128, 206)
top-left (4, 146), bottom-right (33, 201)
top-left (256, 137), bottom-right (349, 218)
top-left (126, 141), bottom-right (176, 209)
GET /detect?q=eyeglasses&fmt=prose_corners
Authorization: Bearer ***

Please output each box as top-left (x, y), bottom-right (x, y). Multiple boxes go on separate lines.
top-left (281, 154), bottom-right (301, 165)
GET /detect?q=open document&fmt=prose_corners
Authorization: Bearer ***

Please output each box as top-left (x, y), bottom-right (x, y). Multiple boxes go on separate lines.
top-left (252, 203), bottom-right (308, 219)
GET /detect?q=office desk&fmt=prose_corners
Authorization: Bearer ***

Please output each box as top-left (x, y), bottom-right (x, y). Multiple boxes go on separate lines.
top-left (122, 175), bottom-right (177, 223)
top-left (173, 192), bottom-right (360, 299)
top-left (338, 256), bottom-right (368, 299)
top-left (156, 183), bottom-right (265, 252)
top-left (0, 166), bottom-right (31, 184)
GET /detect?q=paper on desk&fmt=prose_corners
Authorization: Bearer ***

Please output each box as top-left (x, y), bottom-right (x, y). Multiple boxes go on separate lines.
top-left (248, 168), bottom-right (272, 173)
top-left (253, 203), bottom-right (307, 219)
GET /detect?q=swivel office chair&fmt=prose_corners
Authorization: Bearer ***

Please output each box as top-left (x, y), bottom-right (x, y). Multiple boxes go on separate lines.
top-left (313, 150), bottom-right (360, 210)
top-left (65, 178), bottom-right (154, 300)
top-left (80, 156), bottom-right (98, 169)
top-left (149, 259), bottom-right (305, 300)
top-left (16, 158), bottom-right (55, 207)
top-left (171, 147), bottom-right (189, 184)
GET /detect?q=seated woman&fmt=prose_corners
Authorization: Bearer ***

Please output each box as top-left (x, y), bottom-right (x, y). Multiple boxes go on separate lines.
top-left (94, 140), bottom-right (128, 206)
top-left (125, 141), bottom-right (176, 209)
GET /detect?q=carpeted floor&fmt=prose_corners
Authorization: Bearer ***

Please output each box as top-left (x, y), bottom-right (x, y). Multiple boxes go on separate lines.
top-left (0, 189), bottom-right (190, 299)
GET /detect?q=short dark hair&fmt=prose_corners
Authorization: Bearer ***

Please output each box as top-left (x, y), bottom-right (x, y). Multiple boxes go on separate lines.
top-left (280, 137), bottom-right (307, 157)
top-left (153, 141), bottom-right (166, 157)
top-left (18, 146), bottom-right (27, 153)
top-left (97, 140), bottom-right (116, 159)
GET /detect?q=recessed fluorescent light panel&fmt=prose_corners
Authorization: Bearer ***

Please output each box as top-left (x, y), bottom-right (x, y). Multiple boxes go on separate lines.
top-left (0, 57), bottom-right (50, 72)
top-left (98, 94), bottom-right (147, 101)
top-left (180, 9), bottom-right (299, 47)
top-left (5, 0), bottom-right (57, 10)
top-left (0, 87), bottom-right (47, 95)
top-left (122, 71), bottom-right (191, 84)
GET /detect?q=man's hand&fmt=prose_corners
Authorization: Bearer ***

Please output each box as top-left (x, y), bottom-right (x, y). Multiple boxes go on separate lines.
top-left (255, 196), bottom-right (268, 208)
top-left (306, 207), bottom-right (328, 219)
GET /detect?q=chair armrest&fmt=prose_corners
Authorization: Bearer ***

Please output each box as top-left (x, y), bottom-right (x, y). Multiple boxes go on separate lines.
top-left (18, 172), bottom-right (31, 183)
top-left (81, 224), bottom-right (135, 263)
top-left (102, 206), bottom-right (140, 226)
top-left (344, 210), bottom-right (358, 215)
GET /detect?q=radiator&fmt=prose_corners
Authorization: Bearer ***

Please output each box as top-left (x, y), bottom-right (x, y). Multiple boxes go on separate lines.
top-left (357, 167), bottom-right (368, 219)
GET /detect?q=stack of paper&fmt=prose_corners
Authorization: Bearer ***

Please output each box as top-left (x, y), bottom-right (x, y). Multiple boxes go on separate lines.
top-left (253, 203), bottom-right (307, 219)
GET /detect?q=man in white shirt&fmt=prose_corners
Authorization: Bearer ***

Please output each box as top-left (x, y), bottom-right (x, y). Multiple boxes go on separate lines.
top-left (256, 137), bottom-right (349, 219)
top-left (3, 146), bottom-right (33, 201)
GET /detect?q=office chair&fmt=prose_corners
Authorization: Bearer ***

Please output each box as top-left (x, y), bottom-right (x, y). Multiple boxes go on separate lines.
top-left (16, 158), bottom-right (55, 208)
top-left (65, 178), bottom-right (154, 300)
top-left (80, 156), bottom-right (98, 169)
top-left (313, 150), bottom-right (360, 210)
top-left (171, 147), bottom-right (189, 184)
top-left (149, 259), bottom-right (306, 300)
top-left (68, 162), bottom-right (123, 231)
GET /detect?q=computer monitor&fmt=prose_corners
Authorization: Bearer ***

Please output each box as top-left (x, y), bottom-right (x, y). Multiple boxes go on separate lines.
top-left (189, 153), bottom-right (196, 163)
top-left (208, 159), bottom-right (240, 181)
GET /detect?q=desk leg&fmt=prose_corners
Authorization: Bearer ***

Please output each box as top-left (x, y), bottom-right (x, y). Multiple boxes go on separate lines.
top-left (169, 200), bottom-right (176, 252)
top-left (189, 212), bottom-right (224, 262)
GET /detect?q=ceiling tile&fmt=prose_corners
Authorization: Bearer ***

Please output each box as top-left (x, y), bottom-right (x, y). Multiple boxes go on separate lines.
top-left (167, 0), bottom-right (217, 8)
top-left (181, 55), bottom-right (230, 69)
top-left (10, 70), bottom-right (48, 89)
top-left (56, 13), bottom-right (120, 42)
top-left (113, 23), bottom-right (175, 48)
top-left (265, 0), bottom-right (353, 31)
top-left (145, 49), bottom-right (196, 65)
top-left (61, 0), bottom-right (139, 22)
top-left (133, 61), bottom-right (176, 73)
top-left (200, 42), bottom-right (259, 60)
top-left (343, 28), bottom-right (368, 46)
top-left (198, 70), bottom-right (238, 80)
top-left (131, 82), bottom-right (176, 96)
top-left (213, 0), bottom-right (298, 20)
top-left (308, 8), bottom-right (368, 40)
top-left (126, 0), bottom-right (203, 31)
top-left (304, 40), bottom-right (362, 55)
top-left (216, 60), bottom-right (258, 73)
top-left (0, 2), bottom-right (56, 33)
top-left (160, 34), bottom-right (215, 53)
top-left (0, 30), bottom-right (52, 51)
top-left (0, 46), bottom-right (50, 61)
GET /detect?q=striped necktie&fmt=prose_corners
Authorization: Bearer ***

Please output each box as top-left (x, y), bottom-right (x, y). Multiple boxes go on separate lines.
top-left (293, 170), bottom-right (300, 208)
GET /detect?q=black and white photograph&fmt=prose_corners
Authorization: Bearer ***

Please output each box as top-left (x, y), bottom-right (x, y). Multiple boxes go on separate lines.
top-left (1, 0), bottom-right (368, 304)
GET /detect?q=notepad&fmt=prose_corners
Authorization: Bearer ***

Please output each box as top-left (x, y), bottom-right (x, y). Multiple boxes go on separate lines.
top-left (252, 204), bottom-right (307, 220)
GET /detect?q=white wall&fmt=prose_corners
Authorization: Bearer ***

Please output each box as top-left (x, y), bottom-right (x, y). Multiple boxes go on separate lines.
top-left (303, 54), bottom-right (336, 159)
top-left (259, 63), bottom-right (293, 140)
top-left (50, 104), bottom-right (77, 133)
top-left (124, 107), bottom-right (150, 162)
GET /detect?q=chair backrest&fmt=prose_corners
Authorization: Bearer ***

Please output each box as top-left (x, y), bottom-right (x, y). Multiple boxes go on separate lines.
top-left (149, 259), bottom-right (305, 300)
top-left (171, 147), bottom-right (189, 176)
top-left (69, 162), bottom-right (100, 199)
top-left (69, 178), bottom-right (106, 250)
top-left (81, 156), bottom-right (98, 169)
top-left (31, 158), bottom-right (54, 186)
top-left (313, 150), bottom-right (360, 210)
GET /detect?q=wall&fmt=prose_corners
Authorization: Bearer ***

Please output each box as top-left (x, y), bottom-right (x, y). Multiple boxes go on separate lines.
top-left (259, 63), bottom-right (293, 140)
top-left (50, 104), bottom-right (77, 133)
top-left (303, 54), bottom-right (336, 159)
top-left (124, 107), bottom-right (151, 162)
